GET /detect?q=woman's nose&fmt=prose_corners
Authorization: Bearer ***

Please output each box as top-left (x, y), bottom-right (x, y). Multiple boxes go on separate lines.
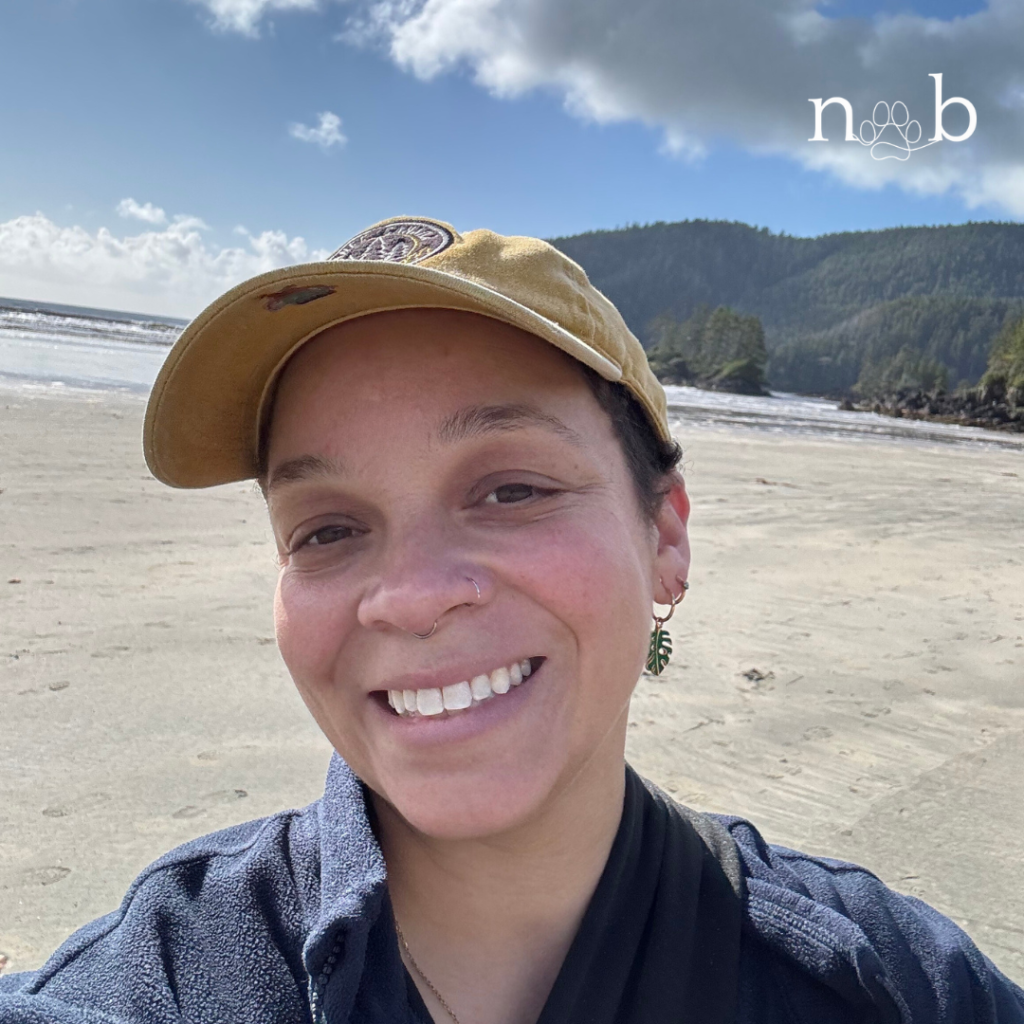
top-left (355, 528), bottom-right (486, 637)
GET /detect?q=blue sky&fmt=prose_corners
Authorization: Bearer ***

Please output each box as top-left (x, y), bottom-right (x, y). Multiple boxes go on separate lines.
top-left (0, 0), bottom-right (1018, 316)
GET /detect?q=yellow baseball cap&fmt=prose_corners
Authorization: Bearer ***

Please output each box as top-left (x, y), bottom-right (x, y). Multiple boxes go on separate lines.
top-left (143, 215), bottom-right (670, 488)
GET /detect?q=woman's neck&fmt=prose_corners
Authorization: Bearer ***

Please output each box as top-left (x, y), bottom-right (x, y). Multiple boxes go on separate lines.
top-left (372, 726), bottom-right (628, 1024)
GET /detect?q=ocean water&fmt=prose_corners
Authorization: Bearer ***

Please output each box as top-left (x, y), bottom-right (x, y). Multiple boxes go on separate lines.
top-left (0, 297), bottom-right (183, 394)
top-left (664, 386), bottom-right (1024, 453)
top-left (1, 298), bottom-right (1021, 453)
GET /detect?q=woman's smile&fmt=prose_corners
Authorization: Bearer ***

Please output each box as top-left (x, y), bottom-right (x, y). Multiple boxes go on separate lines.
top-left (369, 657), bottom-right (552, 754)
top-left (383, 656), bottom-right (540, 718)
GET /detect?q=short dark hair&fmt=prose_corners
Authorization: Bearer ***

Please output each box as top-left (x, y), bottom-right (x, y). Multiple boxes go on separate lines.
top-left (577, 366), bottom-right (682, 523)
top-left (257, 357), bottom-right (683, 523)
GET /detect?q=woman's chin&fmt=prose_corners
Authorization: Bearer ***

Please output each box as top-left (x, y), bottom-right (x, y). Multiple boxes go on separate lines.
top-left (372, 763), bottom-right (566, 842)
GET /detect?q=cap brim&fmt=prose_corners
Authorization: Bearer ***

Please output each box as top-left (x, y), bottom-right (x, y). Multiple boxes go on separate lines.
top-left (144, 260), bottom-right (625, 488)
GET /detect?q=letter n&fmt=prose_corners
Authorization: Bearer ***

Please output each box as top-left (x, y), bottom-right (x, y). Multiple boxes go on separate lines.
top-left (808, 97), bottom-right (857, 142)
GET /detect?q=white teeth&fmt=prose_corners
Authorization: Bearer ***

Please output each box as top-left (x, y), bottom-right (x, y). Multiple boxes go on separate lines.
top-left (388, 659), bottom-right (539, 717)
top-left (416, 688), bottom-right (445, 716)
top-left (442, 680), bottom-right (472, 711)
top-left (490, 665), bottom-right (511, 695)
top-left (470, 674), bottom-right (492, 701)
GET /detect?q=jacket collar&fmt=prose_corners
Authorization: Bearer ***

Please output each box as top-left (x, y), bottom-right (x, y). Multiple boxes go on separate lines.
top-left (303, 754), bottom-right (389, 1024)
top-left (299, 757), bottom-right (904, 1024)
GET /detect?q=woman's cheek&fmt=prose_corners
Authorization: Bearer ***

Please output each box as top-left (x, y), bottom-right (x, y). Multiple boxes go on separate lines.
top-left (274, 568), bottom-right (351, 686)
top-left (499, 510), bottom-right (651, 642)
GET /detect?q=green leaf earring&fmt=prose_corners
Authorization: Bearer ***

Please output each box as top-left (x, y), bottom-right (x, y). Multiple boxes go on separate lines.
top-left (646, 579), bottom-right (689, 676)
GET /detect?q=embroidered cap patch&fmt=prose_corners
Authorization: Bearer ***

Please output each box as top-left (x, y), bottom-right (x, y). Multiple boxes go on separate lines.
top-left (328, 219), bottom-right (455, 265)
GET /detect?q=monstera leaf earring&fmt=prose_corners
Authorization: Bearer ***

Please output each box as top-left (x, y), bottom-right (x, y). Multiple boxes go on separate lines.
top-left (646, 578), bottom-right (689, 675)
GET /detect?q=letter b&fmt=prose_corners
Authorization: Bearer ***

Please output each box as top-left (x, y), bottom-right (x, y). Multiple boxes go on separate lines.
top-left (930, 73), bottom-right (977, 142)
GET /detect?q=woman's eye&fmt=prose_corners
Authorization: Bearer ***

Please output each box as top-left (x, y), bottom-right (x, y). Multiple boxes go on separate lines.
top-left (298, 524), bottom-right (356, 549)
top-left (483, 483), bottom-right (540, 504)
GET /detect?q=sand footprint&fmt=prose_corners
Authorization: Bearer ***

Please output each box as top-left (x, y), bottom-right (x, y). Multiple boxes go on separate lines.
top-left (21, 865), bottom-right (71, 886)
top-left (803, 725), bottom-right (834, 741)
top-left (41, 791), bottom-right (111, 818)
top-left (171, 789), bottom-right (249, 820)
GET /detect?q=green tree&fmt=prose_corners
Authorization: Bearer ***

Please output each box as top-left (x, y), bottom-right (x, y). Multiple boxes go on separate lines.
top-left (981, 315), bottom-right (1024, 405)
top-left (648, 305), bottom-right (768, 395)
top-left (853, 347), bottom-right (949, 401)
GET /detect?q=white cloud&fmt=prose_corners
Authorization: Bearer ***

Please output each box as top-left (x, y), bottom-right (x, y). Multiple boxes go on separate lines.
top-left (117, 198), bottom-right (168, 225)
top-left (188, 0), bottom-right (321, 36)
top-left (289, 111), bottom-right (348, 150)
top-left (341, 0), bottom-right (1024, 217)
top-left (0, 211), bottom-right (328, 318)
top-left (183, 0), bottom-right (1024, 217)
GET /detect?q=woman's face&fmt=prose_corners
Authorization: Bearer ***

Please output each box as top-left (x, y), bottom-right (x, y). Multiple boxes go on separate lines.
top-left (266, 309), bottom-right (689, 839)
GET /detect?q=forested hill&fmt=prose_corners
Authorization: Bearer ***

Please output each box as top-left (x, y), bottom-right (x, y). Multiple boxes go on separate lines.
top-left (549, 220), bottom-right (1024, 394)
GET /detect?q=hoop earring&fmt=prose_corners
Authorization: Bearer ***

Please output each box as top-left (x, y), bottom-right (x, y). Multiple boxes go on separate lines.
top-left (646, 579), bottom-right (688, 676)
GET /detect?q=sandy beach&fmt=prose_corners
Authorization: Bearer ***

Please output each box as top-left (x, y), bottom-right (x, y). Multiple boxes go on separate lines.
top-left (1, 385), bottom-right (1022, 983)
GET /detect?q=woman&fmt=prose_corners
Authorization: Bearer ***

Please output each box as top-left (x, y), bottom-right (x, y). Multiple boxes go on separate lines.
top-left (1, 216), bottom-right (1021, 1024)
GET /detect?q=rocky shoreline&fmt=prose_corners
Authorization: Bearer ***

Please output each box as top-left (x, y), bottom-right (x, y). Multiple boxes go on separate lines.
top-left (841, 382), bottom-right (1024, 433)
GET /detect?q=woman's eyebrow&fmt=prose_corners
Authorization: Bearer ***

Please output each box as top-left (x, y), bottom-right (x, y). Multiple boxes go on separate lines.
top-left (266, 453), bottom-right (343, 494)
top-left (435, 404), bottom-right (586, 448)
top-left (266, 405), bottom-right (583, 494)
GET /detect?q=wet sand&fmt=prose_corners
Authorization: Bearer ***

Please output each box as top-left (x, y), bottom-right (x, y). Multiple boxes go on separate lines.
top-left (1, 386), bottom-right (1022, 982)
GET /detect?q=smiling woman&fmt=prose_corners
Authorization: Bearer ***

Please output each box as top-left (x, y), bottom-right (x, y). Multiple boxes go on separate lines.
top-left (263, 310), bottom-right (679, 853)
top-left (1, 217), bottom-right (1022, 1024)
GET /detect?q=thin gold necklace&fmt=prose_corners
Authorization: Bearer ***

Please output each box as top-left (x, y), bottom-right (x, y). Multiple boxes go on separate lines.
top-left (394, 919), bottom-right (463, 1024)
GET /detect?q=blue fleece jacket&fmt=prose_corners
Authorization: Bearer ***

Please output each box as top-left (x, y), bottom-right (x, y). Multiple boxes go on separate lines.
top-left (1, 755), bottom-right (1021, 1023)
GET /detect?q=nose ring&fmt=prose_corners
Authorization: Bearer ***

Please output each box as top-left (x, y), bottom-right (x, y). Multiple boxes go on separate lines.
top-left (410, 578), bottom-right (479, 640)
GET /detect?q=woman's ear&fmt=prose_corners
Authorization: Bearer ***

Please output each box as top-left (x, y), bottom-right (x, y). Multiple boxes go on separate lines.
top-left (652, 473), bottom-right (690, 605)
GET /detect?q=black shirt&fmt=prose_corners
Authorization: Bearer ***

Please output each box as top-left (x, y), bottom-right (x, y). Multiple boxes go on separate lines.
top-left (405, 765), bottom-right (744, 1024)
